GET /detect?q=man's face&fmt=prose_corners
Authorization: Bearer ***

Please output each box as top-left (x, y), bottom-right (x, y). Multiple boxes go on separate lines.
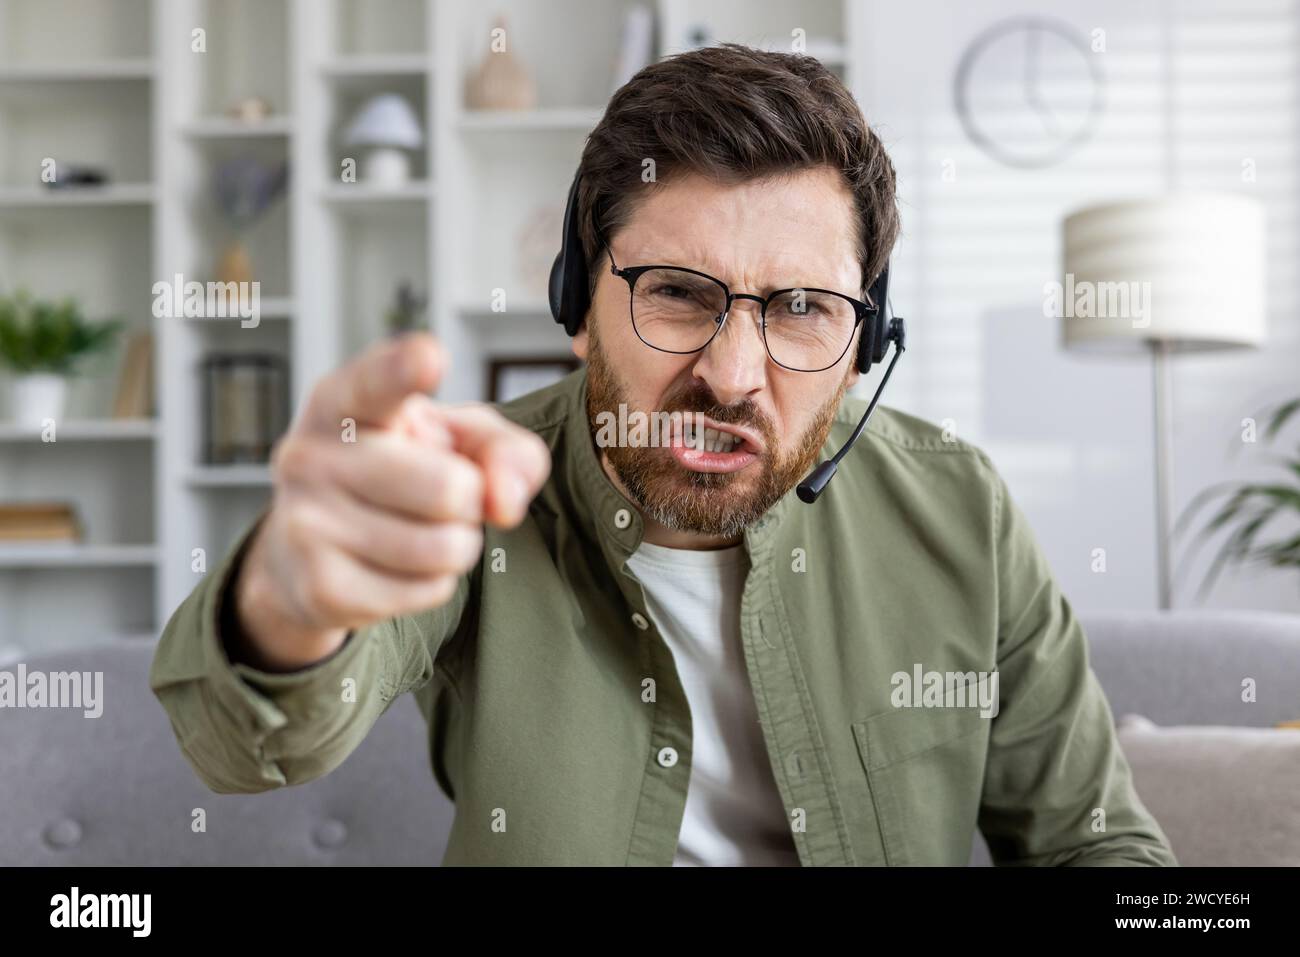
top-left (573, 166), bottom-right (863, 541)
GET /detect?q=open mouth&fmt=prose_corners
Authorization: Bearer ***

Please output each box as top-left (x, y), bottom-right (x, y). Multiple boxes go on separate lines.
top-left (679, 416), bottom-right (763, 454)
top-left (683, 421), bottom-right (741, 453)
top-left (668, 415), bottom-right (763, 474)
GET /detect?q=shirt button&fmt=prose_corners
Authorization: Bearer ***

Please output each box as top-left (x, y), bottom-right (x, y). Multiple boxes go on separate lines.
top-left (631, 612), bottom-right (650, 630)
top-left (614, 508), bottom-right (631, 529)
top-left (657, 747), bottom-right (678, 768)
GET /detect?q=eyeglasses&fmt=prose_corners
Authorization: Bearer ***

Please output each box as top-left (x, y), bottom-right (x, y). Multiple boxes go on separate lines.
top-left (606, 246), bottom-right (877, 373)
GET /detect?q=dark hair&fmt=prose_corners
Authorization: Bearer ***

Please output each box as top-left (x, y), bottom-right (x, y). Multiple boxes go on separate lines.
top-left (577, 42), bottom-right (900, 306)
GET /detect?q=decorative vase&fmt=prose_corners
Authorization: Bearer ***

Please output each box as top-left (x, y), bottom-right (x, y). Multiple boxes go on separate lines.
top-left (216, 240), bottom-right (253, 286)
top-left (214, 240), bottom-right (254, 314)
top-left (464, 15), bottom-right (538, 110)
top-left (10, 373), bottom-right (66, 428)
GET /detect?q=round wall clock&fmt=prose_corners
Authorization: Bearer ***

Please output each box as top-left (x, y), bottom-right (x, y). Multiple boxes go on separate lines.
top-left (954, 16), bottom-right (1105, 169)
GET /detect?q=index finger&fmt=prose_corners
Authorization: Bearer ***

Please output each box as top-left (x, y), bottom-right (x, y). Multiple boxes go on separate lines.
top-left (436, 403), bottom-right (552, 527)
top-left (303, 332), bottom-right (446, 434)
top-left (439, 403), bottom-right (552, 488)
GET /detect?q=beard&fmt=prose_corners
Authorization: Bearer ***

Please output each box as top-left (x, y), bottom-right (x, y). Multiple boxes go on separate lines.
top-left (584, 320), bottom-right (853, 538)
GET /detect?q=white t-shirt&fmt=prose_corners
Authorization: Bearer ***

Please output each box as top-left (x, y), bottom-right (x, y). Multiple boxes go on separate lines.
top-left (625, 539), bottom-right (801, 866)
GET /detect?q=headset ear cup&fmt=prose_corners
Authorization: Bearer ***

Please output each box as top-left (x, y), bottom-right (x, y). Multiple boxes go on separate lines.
top-left (872, 312), bottom-right (889, 364)
top-left (857, 260), bottom-right (892, 370)
top-left (563, 237), bottom-right (590, 336)
top-left (856, 315), bottom-right (875, 373)
top-left (552, 171), bottom-right (589, 336)
top-left (864, 308), bottom-right (887, 371)
top-left (548, 250), bottom-right (565, 326)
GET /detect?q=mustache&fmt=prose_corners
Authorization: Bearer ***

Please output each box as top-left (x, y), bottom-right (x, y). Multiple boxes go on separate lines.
top-left (661, 391), bottom-right (771, 434)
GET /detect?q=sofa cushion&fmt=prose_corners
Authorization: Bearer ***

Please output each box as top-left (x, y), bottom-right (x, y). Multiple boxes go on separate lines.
top-left (1116, 714), bottom-right (1300, 866)
top-left (0, 642), bottom-right (454, 865)
top-left (1084, 611), bottom-right (1300, 728)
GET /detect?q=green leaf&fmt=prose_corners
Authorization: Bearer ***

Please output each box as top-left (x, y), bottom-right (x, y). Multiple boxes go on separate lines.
top-left (1172, 480), bottom-right (1250, 538)
top-left (0, 291), bottom-right (121, 374)
top-left (1197, 506), bottom-right (1277, 600)
top-left (1263, 397), bottom-right (1300, 441)
top-left (1183, 393), bottom-right (1300, 599)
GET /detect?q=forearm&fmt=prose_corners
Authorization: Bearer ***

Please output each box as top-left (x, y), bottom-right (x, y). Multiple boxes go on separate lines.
top-left (148, 516), bottom-right (442, 793)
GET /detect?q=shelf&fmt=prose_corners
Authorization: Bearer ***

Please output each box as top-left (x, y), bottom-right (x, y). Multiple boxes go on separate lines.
top-left (180, 296), bottom-right (294, 322)
top-left (457, 108), bottom-right (605, 133)
top-left (181, 116), bottom-right (293, 138)
top-left (320, 54), bottom-right (428, 77)
top-left (0, 184), bottom-right (155, 210)
top-left (186, 465), bottom-right (273, 488)
top-left (0, 419), bottom-right (157, 442)
top-left (322, 182), bottom-right (432, 210)
top-left (259, 296), bottom-right (295, 318)
top-left (0, 544), bottom-right (158, 569)
top-left (458, 300), bottom-right (553, 318)
top-left (0, 59), bottom-right (155, 82)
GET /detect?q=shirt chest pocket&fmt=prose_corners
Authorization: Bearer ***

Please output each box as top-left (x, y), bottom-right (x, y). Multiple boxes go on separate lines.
top-left (851, 699), bottom-right (991, 866)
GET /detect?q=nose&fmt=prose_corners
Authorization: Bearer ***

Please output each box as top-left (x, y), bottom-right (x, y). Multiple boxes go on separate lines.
top-left (689, 295), bottom-right (768, 405)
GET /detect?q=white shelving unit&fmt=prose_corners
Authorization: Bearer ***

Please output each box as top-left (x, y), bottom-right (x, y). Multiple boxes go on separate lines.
top-left (151, 0), bottom-right (293, 637)
top-left (0, 0), bottom-right (157, 657)
top-left (185, 464), bottom-right (272, 488)
top-left (0, 60), bottom-right (155, 81)
top-left (0, 0), bottom-right (855, 657)
top-left (0, 183), bottom-right (155, 208)
top-left (0, 544), bottom-right (159, 569)
top-left (181, 115), bottom-right (293, 138)
top-left (0, 418), bottom-right (157, 441)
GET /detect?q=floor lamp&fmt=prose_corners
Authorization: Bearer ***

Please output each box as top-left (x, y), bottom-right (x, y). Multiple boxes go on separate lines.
top-left (1060, 193), bottom-right (1266, 610)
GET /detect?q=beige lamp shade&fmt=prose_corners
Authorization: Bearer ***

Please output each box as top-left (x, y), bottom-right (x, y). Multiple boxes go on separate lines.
top-left (1060, 193), bottom-right (1266, 354)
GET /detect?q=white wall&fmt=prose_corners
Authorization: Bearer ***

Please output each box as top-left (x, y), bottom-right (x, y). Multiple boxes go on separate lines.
top-left (850, 0), bottom-right (1300, 613)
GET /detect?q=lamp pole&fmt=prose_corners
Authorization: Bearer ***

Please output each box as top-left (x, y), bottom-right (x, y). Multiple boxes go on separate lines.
top-left (1151, 339), bottom-right (1175, 610)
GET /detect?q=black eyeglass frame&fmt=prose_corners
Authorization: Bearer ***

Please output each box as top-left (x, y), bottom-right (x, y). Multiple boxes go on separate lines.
top-left (606, 247), bottom-right (879, 374)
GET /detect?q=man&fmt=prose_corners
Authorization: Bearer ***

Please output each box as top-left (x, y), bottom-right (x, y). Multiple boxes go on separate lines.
top-left (150, 44), bottom-right (1175, 866)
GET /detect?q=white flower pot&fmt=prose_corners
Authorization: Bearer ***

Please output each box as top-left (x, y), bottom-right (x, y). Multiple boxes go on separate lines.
top-left (10, 373), bottom-right (67, 428)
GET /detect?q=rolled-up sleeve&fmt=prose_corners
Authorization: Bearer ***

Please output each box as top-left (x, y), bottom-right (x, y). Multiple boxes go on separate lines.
top-left (148, 512), bottom-right (469, 794)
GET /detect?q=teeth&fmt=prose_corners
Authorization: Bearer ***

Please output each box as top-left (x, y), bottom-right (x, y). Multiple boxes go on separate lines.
top-left (705, 426), bottom-right (736, 452)
top-left (682, 422), bottom-right (740, 452)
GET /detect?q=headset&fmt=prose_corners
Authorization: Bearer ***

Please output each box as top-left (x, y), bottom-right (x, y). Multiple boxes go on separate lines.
top-left (548, 169), bottom-right (906, 503)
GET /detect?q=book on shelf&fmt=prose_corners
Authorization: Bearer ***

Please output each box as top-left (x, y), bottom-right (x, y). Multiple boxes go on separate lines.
top-left (112, 331), bottom-right (154, 419)
top-left (0, 503), bottom-right (83, 542)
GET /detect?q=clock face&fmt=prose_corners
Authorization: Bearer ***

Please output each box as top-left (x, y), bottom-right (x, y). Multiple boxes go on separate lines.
top-left (955, 17), bottom-right (1104, 168)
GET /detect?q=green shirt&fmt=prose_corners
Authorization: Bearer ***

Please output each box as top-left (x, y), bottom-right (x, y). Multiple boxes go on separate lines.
top-left (149, 368), bottom-right (1177, 866)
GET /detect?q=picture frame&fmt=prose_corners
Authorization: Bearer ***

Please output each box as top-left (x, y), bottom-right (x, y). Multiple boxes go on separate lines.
top-left (487, 356), bottom-right (580, 404)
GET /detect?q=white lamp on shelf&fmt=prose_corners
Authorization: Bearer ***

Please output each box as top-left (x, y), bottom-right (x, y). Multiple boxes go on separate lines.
top-left (343, 93), bottom-right (424, 188)
top-left (1060, 192), bottom-right (1267, 609)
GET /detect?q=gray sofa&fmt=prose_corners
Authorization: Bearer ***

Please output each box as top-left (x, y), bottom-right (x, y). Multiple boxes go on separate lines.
top-left (2, 610), bottom-right (1297, 865)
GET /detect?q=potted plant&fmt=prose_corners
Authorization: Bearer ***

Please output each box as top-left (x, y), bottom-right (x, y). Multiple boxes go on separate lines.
top-left (0, 291), bottom-right (121, 427)
top-left (1176, 397), bottom-right (1300, 599)
top-left (384, 281), bottom-right (427, 336)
